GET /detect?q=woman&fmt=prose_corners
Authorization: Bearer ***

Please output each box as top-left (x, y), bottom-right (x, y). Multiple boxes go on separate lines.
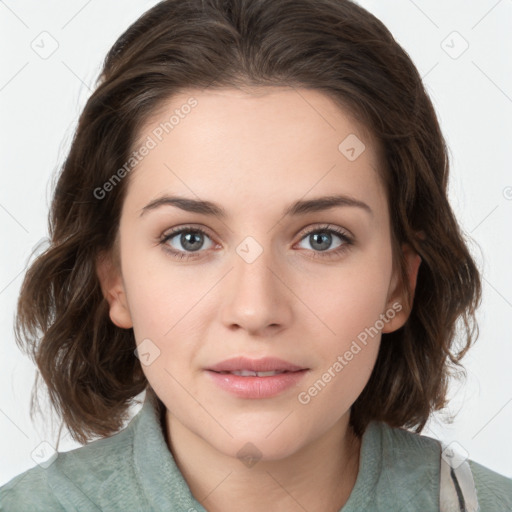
top-left (2, 0), bottom-right (511, 510)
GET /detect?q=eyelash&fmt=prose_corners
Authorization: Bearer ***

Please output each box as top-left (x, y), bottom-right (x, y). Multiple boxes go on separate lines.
top-left (159, 223), bottom-right (353, 261)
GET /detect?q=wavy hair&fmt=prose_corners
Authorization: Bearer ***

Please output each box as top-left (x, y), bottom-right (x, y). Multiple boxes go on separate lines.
top-left (15, 0), bottom-right (481, 444)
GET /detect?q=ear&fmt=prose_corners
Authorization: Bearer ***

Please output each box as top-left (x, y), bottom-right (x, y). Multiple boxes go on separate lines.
top-left (382, 244), bottom-right (422, 333)
top-left (96, 250), bottom-right (133, 329)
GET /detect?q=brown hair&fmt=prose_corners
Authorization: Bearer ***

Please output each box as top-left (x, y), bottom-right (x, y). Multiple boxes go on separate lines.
top-left (15, 0), bottom-right (481, 444)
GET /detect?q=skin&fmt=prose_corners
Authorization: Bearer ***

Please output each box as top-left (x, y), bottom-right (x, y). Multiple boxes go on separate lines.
top-left (97, 86), bottom-right (421, 512)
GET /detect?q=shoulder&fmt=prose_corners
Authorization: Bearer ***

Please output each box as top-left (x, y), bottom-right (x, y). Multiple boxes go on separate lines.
top-left (369, 421), bottom-right (512, 510)
top-left (0, 411), bottom-right (141, 512)
top-left (0, 463), bottom-right (63, 511)
top-left (469, 459), bottom-right (512, 510)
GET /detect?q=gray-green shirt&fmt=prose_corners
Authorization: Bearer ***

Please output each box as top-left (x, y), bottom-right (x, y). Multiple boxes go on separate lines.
top-left (1, 392), bottom-right (511, 511)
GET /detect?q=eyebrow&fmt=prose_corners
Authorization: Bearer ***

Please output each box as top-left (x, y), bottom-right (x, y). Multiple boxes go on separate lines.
top-left (139, 194), bottom-right (372, 218)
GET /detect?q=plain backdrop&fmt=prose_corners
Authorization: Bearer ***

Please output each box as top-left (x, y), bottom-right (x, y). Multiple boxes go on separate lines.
top-left (1, 0), bottom-right (511, 486)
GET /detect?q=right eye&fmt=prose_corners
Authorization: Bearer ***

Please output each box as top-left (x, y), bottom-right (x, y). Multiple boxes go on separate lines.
top-left (160, 226), bottom-right (217, 260)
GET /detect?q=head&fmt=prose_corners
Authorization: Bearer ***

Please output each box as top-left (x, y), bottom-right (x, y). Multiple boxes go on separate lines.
top-left (16, 0), bottom-right (481, 449)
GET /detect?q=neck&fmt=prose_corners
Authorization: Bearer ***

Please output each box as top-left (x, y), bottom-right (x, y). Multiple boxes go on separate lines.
top-left (164, 411), bottom-right (361, 512)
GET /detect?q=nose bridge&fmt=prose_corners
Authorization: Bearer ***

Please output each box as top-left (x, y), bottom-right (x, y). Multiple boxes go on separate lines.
top-left (234, 235), bottom-right (274, 294)
top-left (220, 234), bottom-right (291, 333)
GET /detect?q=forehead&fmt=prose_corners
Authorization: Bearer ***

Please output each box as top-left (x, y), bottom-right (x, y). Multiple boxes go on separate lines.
top-left (124, 86), bottom-right (386, 218)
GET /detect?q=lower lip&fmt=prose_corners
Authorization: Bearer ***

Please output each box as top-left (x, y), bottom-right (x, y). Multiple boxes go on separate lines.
top-left (205, 370), bottom-right (308, 399)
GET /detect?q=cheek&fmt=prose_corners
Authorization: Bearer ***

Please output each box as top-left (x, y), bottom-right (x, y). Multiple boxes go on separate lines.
top-left (120, 236), bottom-right (197, 337)
top-left (120, 238), bottom-right (214, 392)
top-left (307, 248), bottom-right (393, 347)
top-left (295, 265), bottom-right (390, 426)
top-left (296, 242), bottom-right (393, 398)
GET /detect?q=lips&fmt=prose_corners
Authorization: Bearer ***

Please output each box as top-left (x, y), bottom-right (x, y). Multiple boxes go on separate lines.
top-left (205, 357), bottom-right (309, 398)
top-left (207, 356), bottom-right (306, 374)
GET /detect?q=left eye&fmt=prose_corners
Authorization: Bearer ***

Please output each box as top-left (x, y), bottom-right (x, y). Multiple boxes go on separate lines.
top-left (296, 228), bottom-right (349, 252)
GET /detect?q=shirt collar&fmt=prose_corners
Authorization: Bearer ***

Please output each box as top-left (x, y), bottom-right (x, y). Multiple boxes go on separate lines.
top-left (133, 388), bottom-right (208, 511)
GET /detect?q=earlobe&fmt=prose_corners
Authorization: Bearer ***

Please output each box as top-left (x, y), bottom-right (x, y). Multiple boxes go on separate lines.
top-left (96, 251), bottom-right (133, 329)
top-left (382, 244), bottom-right (422, 334)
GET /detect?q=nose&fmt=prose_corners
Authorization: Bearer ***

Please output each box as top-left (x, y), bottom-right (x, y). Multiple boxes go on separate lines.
top-left (220, 240), bottom-right (293, 337)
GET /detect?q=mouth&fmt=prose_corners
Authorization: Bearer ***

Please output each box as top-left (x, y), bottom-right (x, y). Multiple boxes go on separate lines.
top-left (205, 357), bottom-right (309, 398)
top-left (211, 369), bottom-right (300, 377)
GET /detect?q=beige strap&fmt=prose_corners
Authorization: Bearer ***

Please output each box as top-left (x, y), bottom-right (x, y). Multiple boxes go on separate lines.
top-left (439, 443), bottom-right (480, 512)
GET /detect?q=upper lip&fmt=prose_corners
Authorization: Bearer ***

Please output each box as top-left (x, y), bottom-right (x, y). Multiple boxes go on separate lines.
top-left (207, 357), bottom-right (307, 373)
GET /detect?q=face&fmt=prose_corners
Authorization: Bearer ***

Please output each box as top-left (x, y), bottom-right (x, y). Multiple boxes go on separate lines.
top-left (98, 86), bottom-right (418, 461)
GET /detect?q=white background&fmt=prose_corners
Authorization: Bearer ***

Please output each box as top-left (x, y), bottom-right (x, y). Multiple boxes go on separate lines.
top-left (1, 0), bottom-right (511, 486)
